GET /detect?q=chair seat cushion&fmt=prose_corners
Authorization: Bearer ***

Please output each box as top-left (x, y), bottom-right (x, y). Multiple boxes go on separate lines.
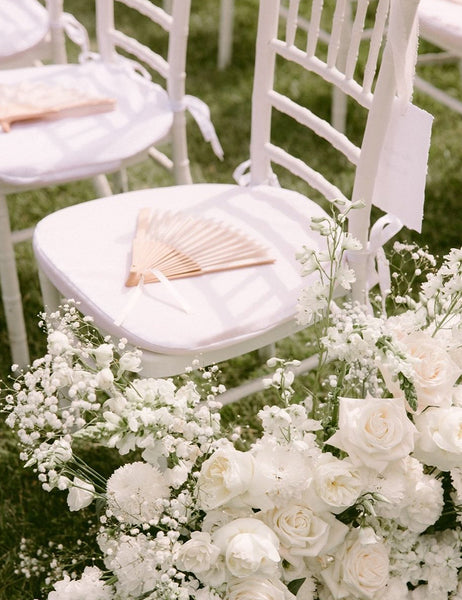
top-left (0, 60), bottom-right (173, 188)
top-left (33, 184), bottom-right (329, 354)
top-left (0, 0), bottom-right (49, 61)
top-left (418, 0), bottom-right (462, 54)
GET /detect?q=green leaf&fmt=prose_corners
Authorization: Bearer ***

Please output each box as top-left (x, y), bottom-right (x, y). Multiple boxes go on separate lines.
top-left (288, 578), bottom-right (306, 595)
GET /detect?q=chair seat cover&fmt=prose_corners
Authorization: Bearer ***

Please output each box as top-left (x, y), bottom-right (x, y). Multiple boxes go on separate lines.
top-left (0, 0), bottom-right (49, 61)
top-left (418, 0), bottom-right (462, 54)
top-left (0, 60), bottom-right (173, 188)
top-left (33, 184), bottom-right (329, 354)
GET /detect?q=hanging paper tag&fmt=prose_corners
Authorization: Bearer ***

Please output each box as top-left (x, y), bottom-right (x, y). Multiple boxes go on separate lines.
top-left (371, 101), bottom-right (433, 233)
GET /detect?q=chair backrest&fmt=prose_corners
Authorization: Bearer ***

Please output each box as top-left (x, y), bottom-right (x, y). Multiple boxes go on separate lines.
top-left (95, 0), bottom-right (192, 183)
top-left (0, 0), bottom-right (66, 67)
top-left (249, 0), bottom-right (421, 300)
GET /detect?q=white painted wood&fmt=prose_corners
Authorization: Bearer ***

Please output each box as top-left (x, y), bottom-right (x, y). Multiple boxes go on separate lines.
top-left (218, 0), bottom-right (235, 70)
top-left (0, 194), bottom-right (29, 368)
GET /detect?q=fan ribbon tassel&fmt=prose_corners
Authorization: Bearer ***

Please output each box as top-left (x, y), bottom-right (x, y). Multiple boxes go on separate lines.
top-left (151, 269), bottom-right (192, 314)
top-left (114, 270), bottom-right (191, 327)
top-left (114, 276), bottom-right (145, 327)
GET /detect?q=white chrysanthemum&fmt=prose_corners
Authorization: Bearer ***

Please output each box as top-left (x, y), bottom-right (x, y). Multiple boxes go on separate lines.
top-left (246, 439), bottom-right (313, 509)
top-left (106, 462), bottom-right (170, 524)
top-left (398, 475), bottom-right (444, 534)
top-left (48, 566), bottom-right (112, 600)
top-left (103, 533), bottom-right (162, 597)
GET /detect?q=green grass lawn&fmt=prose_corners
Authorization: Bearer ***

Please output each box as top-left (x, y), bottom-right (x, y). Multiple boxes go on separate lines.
top-left (1, 1), bottom-right (462, 597)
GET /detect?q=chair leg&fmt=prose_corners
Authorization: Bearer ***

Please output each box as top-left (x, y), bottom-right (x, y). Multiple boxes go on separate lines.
top-left (92, 175), bottom-right (113, 197)
top-left (218, 0), bottom-right (234, 70)
top-left (0, 193), bottom-right (30, 368)
top-left (37, 266), bottom-right (61, 313)
top-left (113, 169), bottom-right (129, 194)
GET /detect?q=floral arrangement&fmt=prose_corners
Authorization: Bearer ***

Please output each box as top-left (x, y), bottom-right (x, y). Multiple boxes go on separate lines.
top-left (3, 201), bottom-right (462, 600)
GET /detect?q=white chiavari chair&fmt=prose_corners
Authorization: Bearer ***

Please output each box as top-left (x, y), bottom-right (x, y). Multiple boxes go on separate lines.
top-left (33, 0), bottom-right (428, 402)
top-left (0, 0), bottom-right (222, 368)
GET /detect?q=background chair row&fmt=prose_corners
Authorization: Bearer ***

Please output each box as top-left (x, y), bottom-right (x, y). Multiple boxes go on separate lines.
top-left (31, 0), bottom-right (427, 403)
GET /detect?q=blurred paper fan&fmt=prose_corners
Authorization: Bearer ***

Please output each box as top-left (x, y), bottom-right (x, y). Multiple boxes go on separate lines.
top-left (0, 81), bottom-right (116, 132)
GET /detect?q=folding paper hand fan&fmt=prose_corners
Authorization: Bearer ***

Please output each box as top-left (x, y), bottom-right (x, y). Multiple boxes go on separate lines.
top-left (125, 208), bottom-right (275, 287)
top-left (0, 81), bottom-right (116, 132)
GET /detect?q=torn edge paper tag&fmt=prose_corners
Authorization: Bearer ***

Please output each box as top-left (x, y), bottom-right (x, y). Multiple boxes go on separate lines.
top-left (371, 100), bottom-right (433, 233)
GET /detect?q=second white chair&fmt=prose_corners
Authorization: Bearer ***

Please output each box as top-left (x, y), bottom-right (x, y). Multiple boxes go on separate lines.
top-left (0, 0), bottom-right (67, 68)
top-left (0, 0), bottom-right (221, 369)
top-left (33, 0), bottom-right (425, 401)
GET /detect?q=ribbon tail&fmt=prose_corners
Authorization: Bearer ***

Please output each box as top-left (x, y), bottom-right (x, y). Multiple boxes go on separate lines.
top-left (184, 95), bottom-right (224, 160)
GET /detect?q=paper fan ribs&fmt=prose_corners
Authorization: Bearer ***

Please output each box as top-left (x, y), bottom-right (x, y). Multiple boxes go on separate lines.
top-left (125, 208), bottom-right (275, 287)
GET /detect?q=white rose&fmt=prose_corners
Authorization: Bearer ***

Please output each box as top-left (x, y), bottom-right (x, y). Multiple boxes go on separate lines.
top-left (322, 528), bottom-right (389, 600)
top-left (213, 517), bottom-right (280, 578)
top-left (93, 343), bottom-right (114, 368)
top-left (413, 407), bottom-right (462, 470)
top-left (384, 332), bottom-right (461, 413)
top-left (262, 504), bottom-right (347, 557)
top-left (327, 396), bottom-right (417, 473)
top-left (197, 445), bottom-right (254, 510)
top-left (48, 330), bottom-right (71, 355)
top-left (95, 367), bottom-right (114, 389)
top-left (175, 532), bottom-right (220, 575)
top-left (67, 477), bottom-right (95, 511)
top-left (228, 576), bottom-right (294, 600)
top-left (312, 454), bottom-right (363, 512)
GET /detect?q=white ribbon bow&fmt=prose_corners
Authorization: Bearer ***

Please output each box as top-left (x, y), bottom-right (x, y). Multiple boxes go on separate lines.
top-left (366, 213), bottom-right (403, 297)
